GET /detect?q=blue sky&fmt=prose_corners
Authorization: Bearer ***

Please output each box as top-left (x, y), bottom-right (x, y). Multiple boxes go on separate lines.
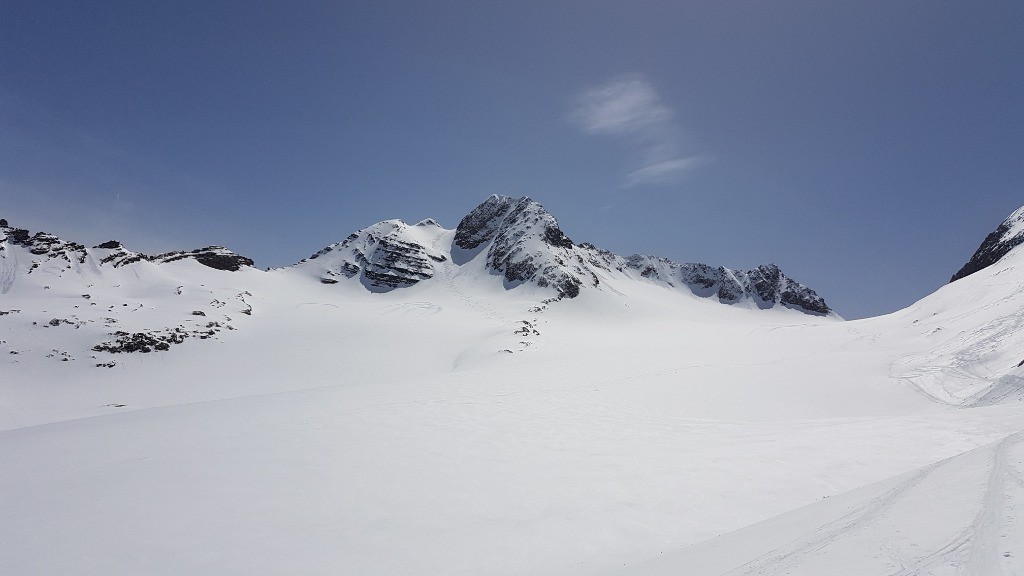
top-left (1, 1), bottom-right (1021, 318)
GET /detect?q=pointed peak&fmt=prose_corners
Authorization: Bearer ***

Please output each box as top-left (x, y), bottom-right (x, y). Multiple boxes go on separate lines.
top-left (454, 195), bottom-right (557, 250)
top-left (454, 196), bottom-right (518, 250)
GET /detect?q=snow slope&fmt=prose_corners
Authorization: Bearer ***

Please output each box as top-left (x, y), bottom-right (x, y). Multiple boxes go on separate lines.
top-left (2, 203), bottom-right (1024, 575)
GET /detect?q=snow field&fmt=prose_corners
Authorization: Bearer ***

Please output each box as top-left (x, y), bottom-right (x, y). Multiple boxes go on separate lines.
top-left (3, 223), bottom-right (1024, 574)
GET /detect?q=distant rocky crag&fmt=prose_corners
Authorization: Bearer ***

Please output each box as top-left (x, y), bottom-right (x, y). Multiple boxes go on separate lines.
top-left (297, 195), bottom-right (833, 315)
top-left (951, 206), bottom-right (1024, 282)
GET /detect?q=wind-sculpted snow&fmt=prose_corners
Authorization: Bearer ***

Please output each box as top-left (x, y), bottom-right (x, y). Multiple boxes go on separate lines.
top-left (952, 205), bottom-right (1024, 282)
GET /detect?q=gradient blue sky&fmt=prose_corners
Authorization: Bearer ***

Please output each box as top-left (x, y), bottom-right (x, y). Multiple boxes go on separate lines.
top-left (2, 1), bottom-right (1021, 318)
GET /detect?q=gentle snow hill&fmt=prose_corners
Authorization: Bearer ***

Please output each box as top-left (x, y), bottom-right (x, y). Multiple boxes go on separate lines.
top-left (1, 203), bottom-right (1024, 575)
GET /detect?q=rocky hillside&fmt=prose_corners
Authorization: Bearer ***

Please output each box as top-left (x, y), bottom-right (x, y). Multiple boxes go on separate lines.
top-left (293, 195), bottom-right (832, 314)
top-left (0, 218), bottom-right (252, 295)
top-left (951, 205), bottom-right (1024, 282)
top-left (1, 196), bottom-right (834, 317)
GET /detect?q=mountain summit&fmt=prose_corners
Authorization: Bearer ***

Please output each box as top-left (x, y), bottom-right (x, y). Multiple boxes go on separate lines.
top-left (1, 197), bottom-right (831, 315)
top-left (951, 205), bottom-right (1024, 282)
top-left (295, 195), bottom-right (832, 315)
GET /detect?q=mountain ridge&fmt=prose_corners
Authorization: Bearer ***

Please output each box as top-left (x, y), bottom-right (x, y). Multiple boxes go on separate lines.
top-left (291, 195), bottom-right (833, 315)
top-left (951, 205), bottom-right (1024, 282)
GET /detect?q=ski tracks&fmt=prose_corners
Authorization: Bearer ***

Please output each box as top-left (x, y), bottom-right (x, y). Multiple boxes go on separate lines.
top-left (721, 462), bottom-right (943, 575)
top-left (720, 432), bottom-right (1024, 576)
top-left (429, 232), bottom-right (508, 324)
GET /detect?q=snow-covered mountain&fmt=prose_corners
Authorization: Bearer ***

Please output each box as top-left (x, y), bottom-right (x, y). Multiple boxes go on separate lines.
top-left (296, 194), bottom-right (832, 314)
top-left (2, 202), bottom-right (1024, 576)
top-left (0, 195), bottom-right (833, 368)
top-left (0, 196), bottom-right (832, 372)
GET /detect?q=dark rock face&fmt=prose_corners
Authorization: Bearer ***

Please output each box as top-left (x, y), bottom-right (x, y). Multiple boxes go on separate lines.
top-left (0, 219), bottom-right (253, 272)
top-left (456, 196), bottom-right (585, 299)
top-left (542, 226), bottom-right (574, 249)
top-left (624, 255), bottom-right (831, 315)
top-left (1, 223), bottom-right (88, 264)
top-left (361, 236), bottom-right (437, 287)
top-left (93, 331), bottom-right (184, 354)
top-left (448, 195), bottom-right (831, 311)
top-left (454, 195), bottom-right (517, 250)
top-left (154, 247), bottom-right (255, 271)
top-left (95, 243), bottom-right (254, 271)
top-left (91, 323), bottom-right (227, 355)
top-left (304, 220), bottom-right (445, 290)
top-left (751, 264), bottom-right (831, 315)
top-left (951, 206), bottom-right (1024, 282)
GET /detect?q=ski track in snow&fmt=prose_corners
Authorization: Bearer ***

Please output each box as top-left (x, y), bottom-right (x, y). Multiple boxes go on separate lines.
top-left (699, 432), bottom-right (1024, 576)
top-left (382, 301), bottom-right (443, 316)
top-left (720, 461), bottom-right (945, 575)
top-left (890, 276), bottom-right (1024, 406)
top-left (430, 231), bottom-right (507, 323)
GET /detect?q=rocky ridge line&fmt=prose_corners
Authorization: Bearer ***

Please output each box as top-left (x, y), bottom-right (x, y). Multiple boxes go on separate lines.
top-left (951, 205), bottom-right (1024, 282)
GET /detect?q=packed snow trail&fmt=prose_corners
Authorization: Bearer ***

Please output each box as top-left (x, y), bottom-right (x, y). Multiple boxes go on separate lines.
top-left (719, 462), bottom-right (945, 575)
top-left (625, 431), bottom-right (1024, 576)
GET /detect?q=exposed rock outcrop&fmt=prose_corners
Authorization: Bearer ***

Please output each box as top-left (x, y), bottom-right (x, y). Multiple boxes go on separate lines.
top-left (303, 196), bottom-right (833, 314)
top-left (951, 206), bottom-right (1024, 282)
top-left (301, 220), bottom-right (447, 290)
top-left (623, 256), bottom-right (830, 314)
top-left (455, 195), bottom-right (585, 299)
top-left (0, 219), bottom-right (253, 272)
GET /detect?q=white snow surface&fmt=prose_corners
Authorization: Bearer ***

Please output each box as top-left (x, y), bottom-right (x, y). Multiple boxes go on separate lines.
top-left (3, 222), bottom-right (1024, 574)
top-left (1002, 205), bottom-right (1024, 241)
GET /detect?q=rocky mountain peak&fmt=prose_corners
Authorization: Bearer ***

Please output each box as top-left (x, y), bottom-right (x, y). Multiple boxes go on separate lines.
top-left (951, 205), bottom-right (1024, 282)
top-left (298, 219), bottom-right (448, 290)
top-left (454, 196), bottom-right (586, 299)
top-left (307, 196), bottom-right (832, 312)
top-left (622, 255), bottom-right (831, 315)
top-left (453, 195), bottom-right (518, 250)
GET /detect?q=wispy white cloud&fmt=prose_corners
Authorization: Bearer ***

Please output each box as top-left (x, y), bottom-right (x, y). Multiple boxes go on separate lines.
top-left (572, 76), bottom-right (673, 136)
top-left (571, 74), bottom-right (707, 186)
top-left (625, 156), bottom-right (709, 186)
